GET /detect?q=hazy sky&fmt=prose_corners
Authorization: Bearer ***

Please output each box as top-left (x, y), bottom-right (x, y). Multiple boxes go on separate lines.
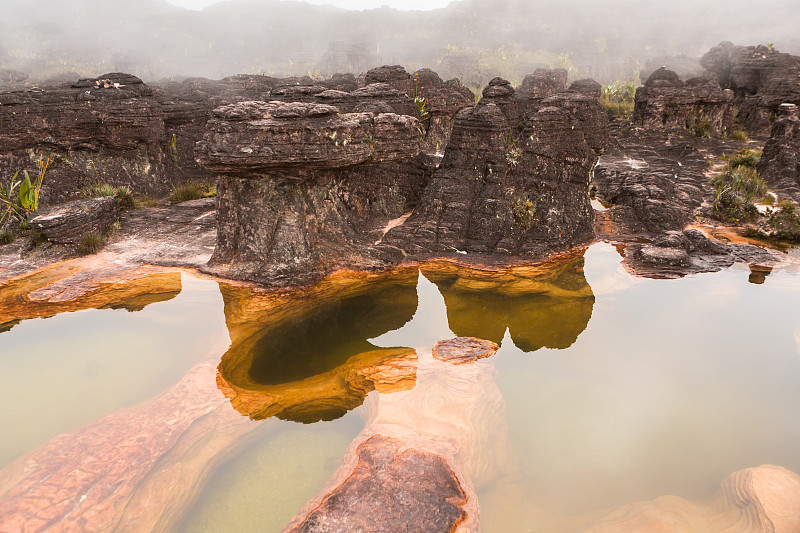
top-left (166, 0), bottom-right (456, 10)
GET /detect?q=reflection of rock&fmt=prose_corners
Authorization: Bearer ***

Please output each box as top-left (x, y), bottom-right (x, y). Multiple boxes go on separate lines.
top-left (422, 253), bottom-right (594, 352)
top-left (216, 270), bottom-right (420, 422)
top-left (0, 361), bottom-right (254, 533)
top-left (217, 348), bottom-right (417, 423)
top-left (288, 435), bottom-right (469, 532)
top-left (583, 465), bottom-right (800, 533)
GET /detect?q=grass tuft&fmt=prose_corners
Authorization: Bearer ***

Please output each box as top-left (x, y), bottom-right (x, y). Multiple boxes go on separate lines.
top-left (78, 231), bottom-right (104, 255)
top-left (169, 181), bottom-right (216, 203)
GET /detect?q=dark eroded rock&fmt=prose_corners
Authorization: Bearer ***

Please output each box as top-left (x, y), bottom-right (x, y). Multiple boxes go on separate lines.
top-left (757, 103), bottom-right (800, 201)
top-left (196, 100), bottom-right (427, 285)
top-left (29, 196), bottom-right (119, 244)
top-left (593, 129), bottom-right (708, 234)
top-left (568, 78), bottom-right (602, 99)
top-left (701, 42), bottom-right (800, 136)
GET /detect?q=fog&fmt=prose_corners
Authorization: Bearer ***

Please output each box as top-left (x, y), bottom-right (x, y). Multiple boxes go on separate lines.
top-left (1, 0), bottom-right (798, 86)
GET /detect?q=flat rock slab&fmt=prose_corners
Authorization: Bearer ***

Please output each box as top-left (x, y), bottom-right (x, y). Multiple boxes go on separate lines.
top-left (432, 337), bottom-right (499, 365)
top-left (29, 196), bottom-right (119, 244)
top-left (288, 434), bottom-right (468, 533)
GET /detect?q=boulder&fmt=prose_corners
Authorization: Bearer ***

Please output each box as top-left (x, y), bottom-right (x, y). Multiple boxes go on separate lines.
top-left (29, 196), bottom-right (119, 245)
top-left (632, 68), bottom-right (734, 136)
top-left (515, 68), bottom-right (568, 100)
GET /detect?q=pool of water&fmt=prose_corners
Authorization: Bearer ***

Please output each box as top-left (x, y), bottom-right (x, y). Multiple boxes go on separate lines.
top-left (1, 243), bottom-right (798, 532)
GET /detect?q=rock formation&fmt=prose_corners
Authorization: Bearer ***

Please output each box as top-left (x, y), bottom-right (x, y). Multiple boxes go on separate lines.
top-left (757, 103), bottom-right (800, 201)
top-left (195, 100), bottom-right (427, 286)
top-left (632, 67), bottom-right (734, 137)
top-left (381, 79), bottom-right (609, 259)
top-left (701, 41), bottom-right (800, 136)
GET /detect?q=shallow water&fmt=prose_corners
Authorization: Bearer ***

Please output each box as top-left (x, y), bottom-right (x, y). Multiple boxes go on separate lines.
top-left (1, 244), bottom-right (799, 532)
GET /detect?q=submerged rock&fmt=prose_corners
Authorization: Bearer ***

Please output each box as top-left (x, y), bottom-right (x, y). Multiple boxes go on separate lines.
top-left (287, 435), bottom-right (469, 533)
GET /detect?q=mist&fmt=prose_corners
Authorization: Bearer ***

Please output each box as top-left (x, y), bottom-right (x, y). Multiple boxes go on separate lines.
top-left (1, 0), bottom-right (798, 86)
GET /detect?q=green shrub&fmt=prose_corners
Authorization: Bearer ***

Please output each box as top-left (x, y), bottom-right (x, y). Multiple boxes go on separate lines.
top-left (729, 149), bottom-right (762, 168)
top-left (710, 165), bottom-right (767, 222)
top-left (600, 81), bottom-right (637, 120)
top-left (512, 196), bottom-right (536, 228)
top-left (729, 129), bottom-right (749, 141)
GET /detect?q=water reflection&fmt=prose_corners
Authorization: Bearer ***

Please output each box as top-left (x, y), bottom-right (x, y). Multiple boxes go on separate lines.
top-left (216, 255), bottom-right (595, 424)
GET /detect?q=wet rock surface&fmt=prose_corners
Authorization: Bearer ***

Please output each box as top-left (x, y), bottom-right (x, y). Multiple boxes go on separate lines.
top-left (432, 337), bottom-right (499, 365)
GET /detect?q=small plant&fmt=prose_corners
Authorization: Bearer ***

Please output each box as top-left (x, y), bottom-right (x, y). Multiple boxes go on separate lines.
top-left (78, 231), bottom-right (104, 255)
top-left (165, 132), bottom-right (179, 168)
top-left (689, 118), bottom-right (713, 138)
top-left (600, 81), bottom-right (636, 120)
top-left (728, 129), bottom-right (749, 141)
top-left (169, 181), bottom-right (216, 203)
top-left (512, 196), bottom-right (536, 228)
top-left (762, 194), bottom-right (775, 205)
top-left (710, 165), bottom-right (767, 222)
top-left (0, 230), bottom-right (13, 245)
top-left (78, 182), bottom-right (135, 210)
top-left (364, 133), bottom-right (377, 150)
top-left (0, 153), bottom-right (49, 229)
top-left (133, 194), bottom-right (158, 208)
top-left (410, 73), bottom-right (430, 139)
top-left (504, 130), bottom-right (523, 169)
top-left (728, 148), bottom-right (762, 168)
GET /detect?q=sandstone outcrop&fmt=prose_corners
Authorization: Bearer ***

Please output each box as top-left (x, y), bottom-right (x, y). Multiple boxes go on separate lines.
top-left (632, 68), bottom-right (734, 137)
top-left (757, 103), bottom-right (800, 201)
top-left (568, 78), bottom-right (602, 99)
top-left (196, 100), bottom-right (427, 286)
top-left (515, 68), bottom-right (568, 100)
top-left (701, 42), bottom-right (800, 136)
top-left (381, 81), bottom-right (609, 259)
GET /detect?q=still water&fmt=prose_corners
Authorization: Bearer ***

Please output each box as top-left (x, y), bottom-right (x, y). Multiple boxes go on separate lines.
top-left (0, 243), bottom-right (798, 532)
